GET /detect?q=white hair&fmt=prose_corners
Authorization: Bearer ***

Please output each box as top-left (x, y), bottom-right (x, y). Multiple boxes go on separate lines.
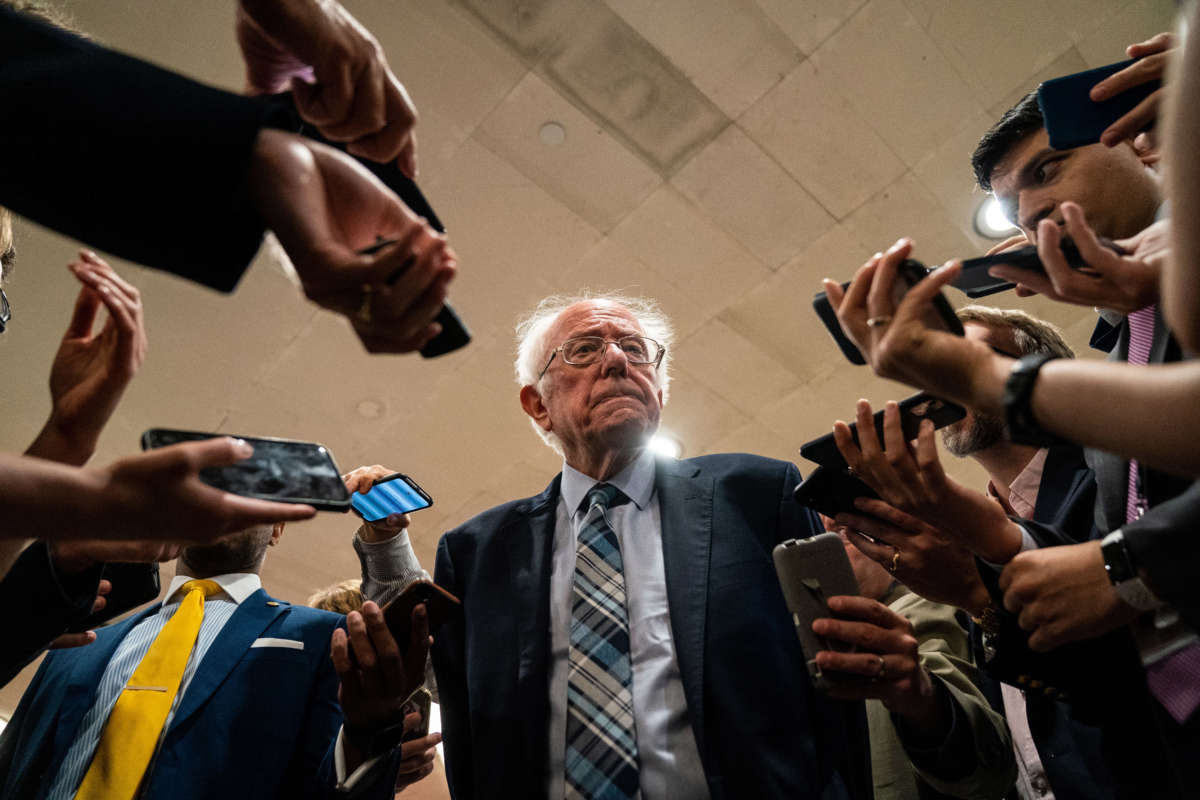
top-left (514, 292), bottom-right (674, 453)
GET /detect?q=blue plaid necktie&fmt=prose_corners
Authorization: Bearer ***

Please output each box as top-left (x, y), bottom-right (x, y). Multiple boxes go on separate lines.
top-left (566, 483), bottom-right (639, 799)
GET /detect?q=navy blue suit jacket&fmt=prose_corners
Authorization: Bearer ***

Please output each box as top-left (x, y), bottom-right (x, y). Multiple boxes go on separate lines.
top-left (431, 453), bottom-right (871, 800)
top-left (0, 590), bottom-right (398, 800)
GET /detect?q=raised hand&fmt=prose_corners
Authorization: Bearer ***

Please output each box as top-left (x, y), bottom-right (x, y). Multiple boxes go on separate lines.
top-left (26, 253), bottom-right (147, 466)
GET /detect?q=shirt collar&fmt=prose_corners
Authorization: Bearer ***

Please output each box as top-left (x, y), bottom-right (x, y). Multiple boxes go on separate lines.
top-left (165, 572), bottom-right (262, 606)
top-left (985, 448), bottom-right (1049, 520)
top-left (561, 447), bottom-right (657, 516)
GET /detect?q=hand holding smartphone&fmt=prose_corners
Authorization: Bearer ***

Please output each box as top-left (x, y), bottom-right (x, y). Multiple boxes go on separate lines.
top-left (773, 533), bottom-right (862, 689)
top-left (800, 392), bottom-right (965, 471)
top-left (350, 472), bottom-right (433, 522)
top-left (813, 259), bottom-right (964, 365)
top-left (140, 429), bottom-right (351, 511)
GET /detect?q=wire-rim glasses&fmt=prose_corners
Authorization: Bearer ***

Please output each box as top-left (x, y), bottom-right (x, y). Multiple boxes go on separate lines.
top-left (538, 335), bottom-right (664, 380)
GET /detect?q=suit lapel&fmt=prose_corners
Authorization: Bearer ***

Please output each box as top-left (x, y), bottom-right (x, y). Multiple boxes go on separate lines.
top-left (50, 607), bottom-right (159, 765)
top-left (168, 589), bottom-right (285, 731)
top-left (655, 457), bottom-right (712, 763)
top-left (508, 477), bottom-right (559, 779)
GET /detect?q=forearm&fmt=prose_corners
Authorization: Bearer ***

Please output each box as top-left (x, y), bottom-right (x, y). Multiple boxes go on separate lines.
top-left (1030, 358), bottom-right (1200, 477)
top-left (24, 418), bottom-right (96, 467)
top-left (1164, 2), bottom-right (1200, 350)
top-left (0, 454), bottom-right (108, 540)
top-left (355, 528), bottom-right (428, 606)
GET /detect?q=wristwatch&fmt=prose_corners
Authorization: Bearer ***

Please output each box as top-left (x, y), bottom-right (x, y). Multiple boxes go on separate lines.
top-left (1002, 353), bottom-right (1066, 446)
top-left (1101, 530), bottom-right (1164, 611)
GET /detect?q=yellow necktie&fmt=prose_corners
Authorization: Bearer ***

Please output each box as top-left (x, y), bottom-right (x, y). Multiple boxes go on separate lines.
top-left (74, 579), bottom-right (222, 800)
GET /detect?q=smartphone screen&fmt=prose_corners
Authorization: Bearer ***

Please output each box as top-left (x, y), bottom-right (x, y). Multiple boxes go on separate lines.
top-left (351, 473), bottom-right (433, 521)
top-left (140, 429), bottom-right (351, 511)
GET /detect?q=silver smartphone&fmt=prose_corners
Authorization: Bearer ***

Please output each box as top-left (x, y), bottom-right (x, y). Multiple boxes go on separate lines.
top-left (772, 532), bottom-right (861, 690)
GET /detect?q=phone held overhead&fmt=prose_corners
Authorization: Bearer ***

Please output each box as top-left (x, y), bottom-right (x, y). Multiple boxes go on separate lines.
top-left (350, 472), bottom-right (433, 521)
top-left (140, 429), bottom-right (351, 512)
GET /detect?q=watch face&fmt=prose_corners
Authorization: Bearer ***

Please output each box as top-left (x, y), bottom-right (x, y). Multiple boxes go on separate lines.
top-left (1102, 535), bottom-right (1137, 585)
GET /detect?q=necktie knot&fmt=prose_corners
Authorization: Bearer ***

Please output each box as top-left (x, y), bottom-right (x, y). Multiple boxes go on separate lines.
top-left (585, 483), bottom-right (625, 514)
top-left (179, 579), bottom-right (222, 601)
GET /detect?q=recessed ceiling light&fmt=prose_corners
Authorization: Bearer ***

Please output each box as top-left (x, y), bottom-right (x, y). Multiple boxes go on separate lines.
top-left (539, 121), bottom-right (566, 146)
top-left (648, 432), bottom-right (682, 459)
top-left (974, 196), bottom-right (1018, 239)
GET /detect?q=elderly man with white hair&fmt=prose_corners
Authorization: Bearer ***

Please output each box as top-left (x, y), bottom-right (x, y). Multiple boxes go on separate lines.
top-left (430, 293), bottom-right (871, 800)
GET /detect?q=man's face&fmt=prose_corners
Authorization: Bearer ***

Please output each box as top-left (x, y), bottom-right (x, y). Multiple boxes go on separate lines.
top-left (989, 128), bottom-right (1160, 243)
top-left (530, 301), bottom-right (663, 457)
top-left (941, 322), bottom-right (1017, 457)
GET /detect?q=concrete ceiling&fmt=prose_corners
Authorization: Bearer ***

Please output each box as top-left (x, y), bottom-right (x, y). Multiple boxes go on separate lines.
top-left (1, 0), bottom-right (1175, 744)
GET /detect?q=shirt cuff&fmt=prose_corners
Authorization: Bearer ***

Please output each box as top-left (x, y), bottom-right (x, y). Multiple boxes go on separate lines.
top-left (333, 727), bottom-right (387, 790)
top-left (980, 524), bottom-right (1039, 571)
top-left (354, 529), bottom-right (429, 586)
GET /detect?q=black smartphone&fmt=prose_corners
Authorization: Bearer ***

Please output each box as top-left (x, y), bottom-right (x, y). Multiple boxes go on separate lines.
top-left (350, 472), bottom-right (433, 521)
top-left (799, 392), bottom-right (966, 470)
top-left (382, 579), bottom-right (461, 646)
top-left (792, 465), bottom-right (881, 519)
top-left (140, 428), bottom-right (351, 512)
top-left (813, 259), bottom-right (964, 365)
top-left (951, 237), bottom-right (1123, 298)
top-left (1038, 59), bottom-right (1161, 151)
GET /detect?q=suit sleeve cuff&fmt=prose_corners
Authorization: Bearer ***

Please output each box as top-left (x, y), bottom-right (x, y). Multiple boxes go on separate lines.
top-left (333, 727), bottom-right (388, 791)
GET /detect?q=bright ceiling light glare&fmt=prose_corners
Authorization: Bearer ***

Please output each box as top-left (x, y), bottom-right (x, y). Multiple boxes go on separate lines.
top-left (539, 121), bottom-right (566, 146)
top-left (648, 433), bottom-right (682, 459)
top-left (974, 196), bottom-right (1018, 239)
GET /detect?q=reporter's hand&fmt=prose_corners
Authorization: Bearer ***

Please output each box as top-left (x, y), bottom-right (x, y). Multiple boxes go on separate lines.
top-left (998, 540), bottom-right (1139, 651)
top-left (395, 711), bottom-right (440, 791)
top-left (813, 596), bottom-right (938, 725)
top-left (93, 437), bottom-right (316, 542)
top-left (343, 464), bottom-right (411, 542)
top-left (237, 0), bottom-right (418, 173)
top-left (249, 130), bottom-right (456, 354)
top-left (50, 539), bottom-right (183, 575)
top-left (832, 399), bottom-right (1023, 563)
top-left (332, 601), bottom-right (430, 769)
top-left (25, 253), bottom-right (148, 466)
top-left (988, 203), bottom-right (1163, 312)
top-left (1092, 32), bottom-right (1174, 148)
top-left (836, 499), bottom-right (991, 616)
top-left (47, 578), bottom-right (110, 650)
top-left (823, 238), bottom-right (1005, 409)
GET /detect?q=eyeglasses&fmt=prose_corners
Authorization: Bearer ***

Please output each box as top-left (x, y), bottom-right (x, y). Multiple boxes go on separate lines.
top-left (538, 335), bottom-right (664, 380)
top-left (0, 288), bottom-right (9, 334)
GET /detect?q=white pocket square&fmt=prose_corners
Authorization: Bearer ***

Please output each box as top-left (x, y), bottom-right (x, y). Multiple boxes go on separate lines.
top-left (250, 637), bottom-right (304, 651)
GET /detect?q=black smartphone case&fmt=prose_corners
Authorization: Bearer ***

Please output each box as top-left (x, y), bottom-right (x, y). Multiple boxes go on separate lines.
top-left (813, 260), bottom-right (964, 365)
top-left (799, 392), bottom-right (966, 470)
top-left (792, 465), bottom-right (881, 520)
top-left (1039, 59), bottom-right (1161, 151)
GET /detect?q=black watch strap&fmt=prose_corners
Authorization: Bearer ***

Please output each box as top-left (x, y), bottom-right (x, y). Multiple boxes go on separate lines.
top-left (1003, 353), bottom-right (1066, 446)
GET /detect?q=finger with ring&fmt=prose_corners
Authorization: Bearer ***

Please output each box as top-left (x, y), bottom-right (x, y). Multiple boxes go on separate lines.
top-left (888, 548), bottom-right (901, 574)
top-left (867, 315), bottom-right (893, 328)
top-left (875, 654), bottom-right (887, 680)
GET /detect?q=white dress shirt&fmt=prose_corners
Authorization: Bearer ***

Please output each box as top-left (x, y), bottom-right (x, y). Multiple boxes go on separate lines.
top-left (546, 448), bottom-right (709, 800)
top-left (47, 573), bottom-right (259, 800)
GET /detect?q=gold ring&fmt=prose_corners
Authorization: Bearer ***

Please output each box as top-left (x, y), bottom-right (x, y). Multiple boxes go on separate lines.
top-left (866, 315), bottom-right (893, 328)
top-left (357, 285), bottom-right (373, 324)
top-left (888, 548), bottom-right (901, 574)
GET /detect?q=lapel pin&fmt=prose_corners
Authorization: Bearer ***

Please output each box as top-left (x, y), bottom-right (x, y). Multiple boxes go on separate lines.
top-left (266, 601), bottom-right (280, 607)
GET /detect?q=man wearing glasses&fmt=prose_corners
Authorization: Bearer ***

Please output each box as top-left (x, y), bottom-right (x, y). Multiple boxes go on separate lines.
top-left (429, 294), bottom-right (870, 800)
